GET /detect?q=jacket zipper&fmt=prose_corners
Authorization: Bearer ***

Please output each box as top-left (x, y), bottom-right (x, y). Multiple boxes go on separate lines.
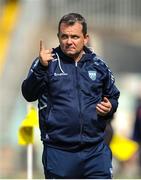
top-left (75, 62), bottom-right (83, 144)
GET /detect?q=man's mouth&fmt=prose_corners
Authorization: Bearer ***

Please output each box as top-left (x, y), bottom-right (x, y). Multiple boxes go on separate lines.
top-left (66, 47), bottom-right (75, 50)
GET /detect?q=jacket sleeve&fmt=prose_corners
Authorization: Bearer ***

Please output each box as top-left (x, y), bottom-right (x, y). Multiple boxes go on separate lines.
top-left (21, 58), bottom-right (48, 102)
top-left (103, 64), bottom-right (120, 119)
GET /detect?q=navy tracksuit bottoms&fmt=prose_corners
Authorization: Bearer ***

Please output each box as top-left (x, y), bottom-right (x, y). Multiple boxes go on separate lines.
top-left (42, 141), bottom-right (113, 179)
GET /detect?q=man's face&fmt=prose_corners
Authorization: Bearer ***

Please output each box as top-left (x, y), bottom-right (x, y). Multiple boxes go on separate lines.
top-left (58, 22), bottom-right (89, 60)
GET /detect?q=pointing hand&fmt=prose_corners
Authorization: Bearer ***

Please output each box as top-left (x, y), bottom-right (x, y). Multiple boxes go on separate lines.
top-left (39, 40), bottom-right (54, 66)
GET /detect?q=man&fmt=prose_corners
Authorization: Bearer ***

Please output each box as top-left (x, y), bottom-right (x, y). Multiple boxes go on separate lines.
top-left (22, 13), bottom-right (120, 179)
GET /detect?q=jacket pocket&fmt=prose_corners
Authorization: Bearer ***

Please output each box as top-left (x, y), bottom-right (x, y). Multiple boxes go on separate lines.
top-left (48, 75), bottom-right (72, 96)
top-left (46, 107), bottom-right (56, 132)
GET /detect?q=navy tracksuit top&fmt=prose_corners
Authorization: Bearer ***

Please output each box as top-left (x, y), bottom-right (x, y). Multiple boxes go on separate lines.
top-left (22, 46), bottom-right (120, 150)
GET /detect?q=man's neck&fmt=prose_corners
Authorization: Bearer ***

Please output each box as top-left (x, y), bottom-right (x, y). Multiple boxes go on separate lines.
top-left (74, 50), bottom-right (85, 62)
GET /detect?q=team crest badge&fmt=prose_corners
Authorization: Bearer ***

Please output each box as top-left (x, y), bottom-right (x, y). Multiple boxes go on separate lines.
top-left (88, 70), bottom-right (96, 80)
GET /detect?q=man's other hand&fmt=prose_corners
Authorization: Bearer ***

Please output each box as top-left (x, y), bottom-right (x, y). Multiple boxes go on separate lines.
top-left (96, 97), bottom-right (112, 116)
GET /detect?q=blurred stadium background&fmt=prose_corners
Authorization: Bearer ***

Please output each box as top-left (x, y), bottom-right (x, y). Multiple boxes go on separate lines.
top-left (0, 0), bottom-right (141, 178)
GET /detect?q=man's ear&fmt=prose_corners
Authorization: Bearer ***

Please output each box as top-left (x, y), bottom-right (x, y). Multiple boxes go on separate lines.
top-left (84, 34), bottom-right (89, 45)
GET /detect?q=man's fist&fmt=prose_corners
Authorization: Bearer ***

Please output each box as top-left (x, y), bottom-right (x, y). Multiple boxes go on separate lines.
top-left (96, 97), bottom-right (112, 116)
top-left (39, 40), bottom-right (54, 66)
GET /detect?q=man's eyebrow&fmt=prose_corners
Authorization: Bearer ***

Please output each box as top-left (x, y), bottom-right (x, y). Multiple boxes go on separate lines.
top-left (61, 33), bottom-right (79, 36)
top-left (60, 33), bottom-right (68, 36)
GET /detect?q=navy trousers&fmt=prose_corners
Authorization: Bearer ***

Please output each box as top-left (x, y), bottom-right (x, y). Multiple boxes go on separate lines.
top-left (42, 142), bottom-right (113, 179)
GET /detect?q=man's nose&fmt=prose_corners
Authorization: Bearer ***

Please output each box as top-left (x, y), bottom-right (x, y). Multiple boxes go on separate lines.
top-left (67, 37), bottom-right (73, 44)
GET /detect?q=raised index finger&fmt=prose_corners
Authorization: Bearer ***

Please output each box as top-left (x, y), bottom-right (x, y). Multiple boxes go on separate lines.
top-left (40, 40), bottom-right (45, 51)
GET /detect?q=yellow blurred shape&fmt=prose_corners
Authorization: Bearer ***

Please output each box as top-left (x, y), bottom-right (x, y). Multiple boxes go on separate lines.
top-left (0, 1), bottom-right (20, 75)
top-left (18, 106), bottom-right (38, 145)
top-left (110, 134), bottom-right (139, 161)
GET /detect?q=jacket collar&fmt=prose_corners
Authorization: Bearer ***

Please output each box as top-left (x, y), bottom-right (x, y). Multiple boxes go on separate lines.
top-left (54, 46), bottom-right (96, 63)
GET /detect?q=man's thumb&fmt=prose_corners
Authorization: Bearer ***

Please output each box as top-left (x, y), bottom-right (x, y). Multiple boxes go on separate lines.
top-left (103, 97), bottom-right (108, 102)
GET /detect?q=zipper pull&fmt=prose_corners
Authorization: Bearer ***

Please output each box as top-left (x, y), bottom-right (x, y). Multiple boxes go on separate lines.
top-left (75, 61), bottom-right (77, 67)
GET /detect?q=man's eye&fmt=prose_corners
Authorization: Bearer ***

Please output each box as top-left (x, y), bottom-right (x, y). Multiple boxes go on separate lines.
top-left (72, 36), bottom-right (79, 39)
top-left (61, 35), bottom-right (68, 39)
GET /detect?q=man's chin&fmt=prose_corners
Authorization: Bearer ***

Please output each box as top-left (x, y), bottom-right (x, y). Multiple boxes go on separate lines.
top-left (65, 51), bottom-right (75, 57)
top-left (62, 49), bottom-right (79, 58)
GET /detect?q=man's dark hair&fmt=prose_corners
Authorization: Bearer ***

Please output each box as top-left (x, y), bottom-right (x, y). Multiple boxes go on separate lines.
top-left (58, 13), bottom-right (87, 36)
